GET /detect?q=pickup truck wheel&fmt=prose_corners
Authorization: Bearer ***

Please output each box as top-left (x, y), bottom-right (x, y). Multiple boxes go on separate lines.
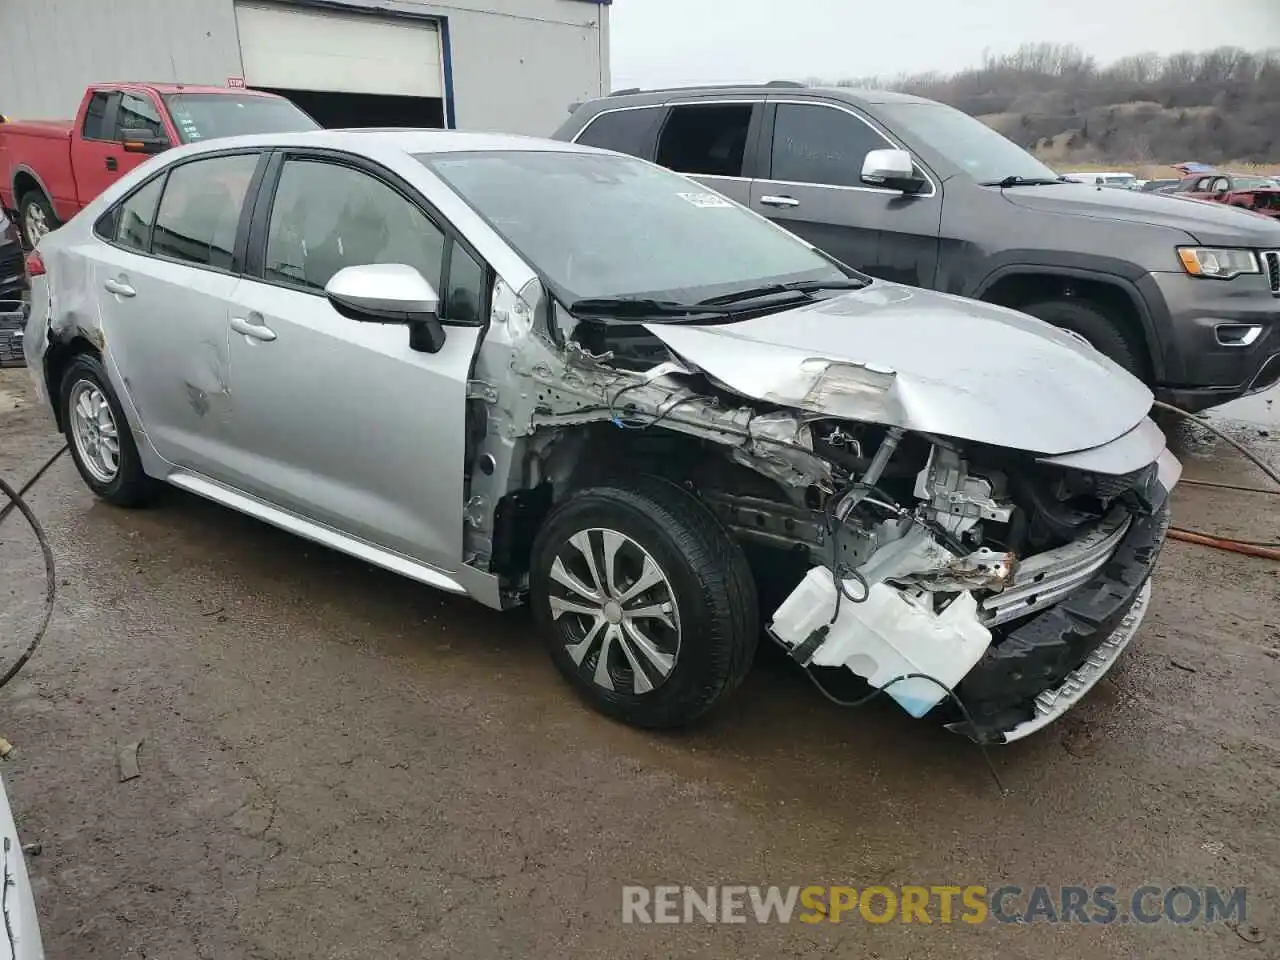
top-left (59, 354), bottom-right (159, 507)
top-left (530, 479), bottom-right (759, 729)
top-left (1020, 298), bottom-right (1144, 378)
top-left (18, 191), bottom-right (58, 248)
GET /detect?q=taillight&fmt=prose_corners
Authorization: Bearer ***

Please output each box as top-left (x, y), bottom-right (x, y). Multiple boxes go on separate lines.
top-left (25, 251), bottom-right (45, 277)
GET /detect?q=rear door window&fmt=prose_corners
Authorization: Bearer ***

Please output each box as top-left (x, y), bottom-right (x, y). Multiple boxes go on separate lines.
top-left (151, 153), bottom-right (259, 269)
top-left (109, 176), bottom-right (165, 252)
top-left (769, 103), bottom-right (892, 188)
top-left (655, 103), bottom-right (755, 177)
top-left (575, 107), bottom-right (664, 158)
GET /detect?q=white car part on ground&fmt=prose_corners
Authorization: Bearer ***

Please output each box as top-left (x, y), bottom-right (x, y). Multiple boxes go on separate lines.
top-left (0, 773), bottom-right (46, 959)
top-left (770, 567), bottom-right (992, 718)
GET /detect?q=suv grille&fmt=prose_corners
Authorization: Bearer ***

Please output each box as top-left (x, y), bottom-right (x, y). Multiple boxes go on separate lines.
top-left (1264, 250), bottom-right (1280, 295)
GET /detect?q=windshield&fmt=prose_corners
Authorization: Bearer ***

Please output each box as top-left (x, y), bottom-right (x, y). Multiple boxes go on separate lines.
top-left (876, 102), bottom-right (1058, 185)
top-left (418, 150), bottom-right (850, 304)
top-left (163, 94), bottom-right (319, 144)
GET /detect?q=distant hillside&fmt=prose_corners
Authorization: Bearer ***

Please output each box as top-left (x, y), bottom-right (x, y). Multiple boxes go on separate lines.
top-left (820, 44), bottom-right (1280, 165)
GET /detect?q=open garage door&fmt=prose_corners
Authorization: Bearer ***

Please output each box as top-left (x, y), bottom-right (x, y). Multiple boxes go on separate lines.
top-left (235, 1), bottom-right (446, 129)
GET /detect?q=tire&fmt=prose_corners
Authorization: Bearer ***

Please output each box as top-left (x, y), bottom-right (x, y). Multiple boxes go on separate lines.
top-left (530, 479), bottom-right (759, 729)
top-left (18, 190), bottom-right (59, 248)
top-left (1020, 298), bottom-right (1145, 379)
top-left (59, 353), bottom-right (159, 507)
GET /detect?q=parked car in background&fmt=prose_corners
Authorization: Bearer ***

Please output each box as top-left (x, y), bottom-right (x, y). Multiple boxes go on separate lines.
top-left (555, 84), bottom-right (1280, 412)
top-left (0, 83), bottom-right (318, 246)
top-left (1062, 171), bottom-right (1138, 189)
top-left (1140, 178), bottom-right (1181, 193)
top-left (1, 208), bottom-right (25, 298)
top-left (25, 130), bottom-right (1180, 743)
top-left (1167, 172), bottom-right (1280, 219)
top-left (0, 772), bottom-right (46, 959)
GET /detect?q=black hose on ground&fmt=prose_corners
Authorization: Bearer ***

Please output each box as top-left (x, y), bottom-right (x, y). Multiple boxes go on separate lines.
top-left (0, 445), bottom-right (66, 690)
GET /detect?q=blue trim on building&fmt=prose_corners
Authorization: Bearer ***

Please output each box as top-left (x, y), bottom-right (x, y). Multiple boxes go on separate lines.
top-left (439, 15), bottom-right (456, 129)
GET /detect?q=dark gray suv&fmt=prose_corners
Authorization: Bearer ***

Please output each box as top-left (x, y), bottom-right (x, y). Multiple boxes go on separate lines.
top-left (554, 83), bottom-right (1280, 412)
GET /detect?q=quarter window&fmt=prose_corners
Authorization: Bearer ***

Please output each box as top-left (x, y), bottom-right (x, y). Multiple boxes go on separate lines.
top-left (769, 104), bottom-right (892, 188)
top-left (655, 103), bottom-right (754, 178)
top-left (264, 159), bottom-right (446, 295)
top-left (576, 107), bottom-right (663, 158)
top-left (82, 92), bottom-right (116, 141)
top-left (112, 176), bottom-right (164, 252)
top-left (152, 154), bottom-right (258, 269)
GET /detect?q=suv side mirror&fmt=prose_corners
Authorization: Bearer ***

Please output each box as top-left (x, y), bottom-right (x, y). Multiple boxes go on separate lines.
top-left (861, 148), bottom-right (927, 194)
top-left (325, 263), bottom-right (447, 353)
top-left (120, 128), bottom-right (170, 155)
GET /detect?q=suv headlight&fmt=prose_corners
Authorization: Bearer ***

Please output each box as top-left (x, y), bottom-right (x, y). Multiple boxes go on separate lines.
top-left (1177, 247), bottom-right (1260, 280)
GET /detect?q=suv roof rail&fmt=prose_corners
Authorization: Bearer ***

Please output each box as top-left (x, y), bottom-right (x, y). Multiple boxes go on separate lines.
top-left (604, 80), bottom-right (811, 99)
top-left (764, 79), bottom-right (805, 87)
top-left (608, 87), bottom-right (643, 97)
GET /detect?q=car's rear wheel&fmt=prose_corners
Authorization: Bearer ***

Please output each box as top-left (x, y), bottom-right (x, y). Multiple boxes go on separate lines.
top-left (18, 191), bottom-right (58, 248)
top-left (60, 353), bottom-right (159, 507)
top-left (530, 479), bottom-right (758, 729)
top-left (1020, 298), bottom-right (1144, 379)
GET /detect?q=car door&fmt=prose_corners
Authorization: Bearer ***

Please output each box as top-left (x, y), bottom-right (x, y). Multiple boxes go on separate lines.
top-left (751, 99), bottom-right (942, 285)
top-left (70, 90), bottom-right (122, 212)
top-left (650, 100), bottom-right (763, 206)
top-left (91, 150), bottom-right (263, 471)
top-left (220, 152), bottom-right (486, 571)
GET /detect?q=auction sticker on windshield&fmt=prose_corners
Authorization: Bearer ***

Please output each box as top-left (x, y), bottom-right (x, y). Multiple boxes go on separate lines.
top-left (677, 192), bottom-right (732, 208)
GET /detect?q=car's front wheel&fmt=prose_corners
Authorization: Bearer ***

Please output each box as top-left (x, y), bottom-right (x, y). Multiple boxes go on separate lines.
top-left (530, 480), bottom-right (758, 729)
top-left (60, 353), bottom-right (159, 506)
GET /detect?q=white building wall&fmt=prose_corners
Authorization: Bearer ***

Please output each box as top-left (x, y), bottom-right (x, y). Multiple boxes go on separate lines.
top-left (0, 0), bottom-right (610, 137)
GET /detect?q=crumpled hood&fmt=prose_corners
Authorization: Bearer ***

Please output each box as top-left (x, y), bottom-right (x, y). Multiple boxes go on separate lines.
top-left (644, 283), bottom-right (1153, 456)
top-left (1002, 183), bottom-right (1280, 247)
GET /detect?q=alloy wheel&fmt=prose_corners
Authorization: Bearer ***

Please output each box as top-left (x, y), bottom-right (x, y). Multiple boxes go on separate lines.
top-left (547, 527), bottom-right (682, 695)
top-left (68, 379), bottom-right (121, 483)
top-left (24, 204), bottom-right (49, 245)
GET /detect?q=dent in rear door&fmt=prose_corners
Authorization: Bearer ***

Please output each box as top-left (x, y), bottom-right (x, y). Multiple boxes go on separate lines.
top-left (752, 99), bottom-right (942, 285)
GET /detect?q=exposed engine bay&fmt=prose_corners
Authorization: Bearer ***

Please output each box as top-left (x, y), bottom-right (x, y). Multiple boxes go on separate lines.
top-left (467, 282), bottom-right (1180, 742)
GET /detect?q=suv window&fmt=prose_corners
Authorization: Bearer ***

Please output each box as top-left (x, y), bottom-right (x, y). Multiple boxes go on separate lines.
top-left (152, 154), bottom-right (258, 269)
top-left (82, 92), bottom-right (117, 141)
top-left (655, 104), bottom-right (754, 177)
top-left (264, 159), bottom-right (446, 295)
top-left (575, 107), bottom-right (663, 158)
top-left (116, 93), bottom-right (165, 140)
top-left (108, 176), bottom-right (165, 252)
top-left (769, 103), bottom-right (891, 188)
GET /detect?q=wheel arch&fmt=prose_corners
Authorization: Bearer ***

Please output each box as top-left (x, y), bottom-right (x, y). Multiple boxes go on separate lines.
top-left (44, 334), bottom-right (103, 432)
top-left (972, 263), bottom-right (1166, 382)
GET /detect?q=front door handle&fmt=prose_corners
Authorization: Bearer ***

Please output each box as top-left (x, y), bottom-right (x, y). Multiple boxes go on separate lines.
top-left (105, 156), bottom-right (118, 172)
top-left (759, 195), bottom-right (800, 209)
top-left (231, 315), bottom-right (277, 342)
top-left (103, 277), bottom-right (135, 298)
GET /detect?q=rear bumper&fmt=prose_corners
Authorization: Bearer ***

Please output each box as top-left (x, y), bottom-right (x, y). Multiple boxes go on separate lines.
top-left (954, 502), bottom-right (1171, 743)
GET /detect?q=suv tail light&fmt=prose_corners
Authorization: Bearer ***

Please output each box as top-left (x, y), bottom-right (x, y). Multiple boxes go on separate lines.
top-left (24, 250), bottom-right (45, 277)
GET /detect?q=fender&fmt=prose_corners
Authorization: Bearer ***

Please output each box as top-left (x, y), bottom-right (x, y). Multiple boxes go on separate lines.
top-left (8, 163), bottom-right (63, 219)
top-left (970, 259), bottom-right (1167, 382)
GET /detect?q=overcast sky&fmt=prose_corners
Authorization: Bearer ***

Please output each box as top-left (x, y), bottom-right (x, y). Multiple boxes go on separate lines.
top-left (609, 0), bottom-right (1280, 89)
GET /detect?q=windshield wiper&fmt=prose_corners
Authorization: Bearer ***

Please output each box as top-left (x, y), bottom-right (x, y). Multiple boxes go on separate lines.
top-left (569, 297), bottom-right (731, 318)
top-left (697, 277), bottom-right (868, 306)
top-left (983, 176), bottom-right (1065, 188)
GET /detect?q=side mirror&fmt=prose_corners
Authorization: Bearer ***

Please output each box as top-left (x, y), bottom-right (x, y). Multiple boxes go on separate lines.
top-left (325, 263), bottom-right (447, 353)
top-left (120, 128), bottom-right (170, 155)
top-left (861, 148), bottom-right (927, 194)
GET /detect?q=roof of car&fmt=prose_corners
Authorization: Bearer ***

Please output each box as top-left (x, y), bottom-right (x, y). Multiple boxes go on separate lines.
top-left (590, 83), bottom-right (934, 109)
top-left (175, 128), bottom-right (600, 156)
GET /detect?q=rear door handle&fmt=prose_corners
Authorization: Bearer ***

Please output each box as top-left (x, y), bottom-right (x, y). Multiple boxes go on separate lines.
top-left (105, 156), bottom-right (118, 172)
top-left (103, 277), bottom-right (135, 297)
top-left (230, 315), bottom-right (277, 342)
top-left (759, 195), bottom-right (800, 209)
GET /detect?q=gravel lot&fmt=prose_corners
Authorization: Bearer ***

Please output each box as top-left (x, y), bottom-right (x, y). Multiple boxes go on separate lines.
top-left (1, 367), bottom-right (1277, 959)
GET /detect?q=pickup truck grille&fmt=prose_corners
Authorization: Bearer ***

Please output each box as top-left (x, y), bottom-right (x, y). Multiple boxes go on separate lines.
top-left (1264, 250), bottom-right (1280, 295)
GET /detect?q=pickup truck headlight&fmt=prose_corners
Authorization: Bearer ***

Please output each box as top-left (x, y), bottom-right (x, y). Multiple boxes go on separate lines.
top-left (1177, 247), bottom-right (1260, 280)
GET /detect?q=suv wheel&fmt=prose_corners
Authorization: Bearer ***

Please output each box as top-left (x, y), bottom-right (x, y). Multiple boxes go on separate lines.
top-left (530, 480), bottom-right (758, 729)
top-left (1020, 298), bottom-right (1144, 378)
top-left (60, 354), bottom-right (159, 506)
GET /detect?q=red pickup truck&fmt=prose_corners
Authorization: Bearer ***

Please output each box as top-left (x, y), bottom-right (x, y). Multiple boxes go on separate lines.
top-left (0, 83), bottom-right (318, 246)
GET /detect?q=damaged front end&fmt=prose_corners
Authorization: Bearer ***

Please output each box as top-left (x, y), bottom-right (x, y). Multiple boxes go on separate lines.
top-left (472, 280), bottom-right (1179, 744)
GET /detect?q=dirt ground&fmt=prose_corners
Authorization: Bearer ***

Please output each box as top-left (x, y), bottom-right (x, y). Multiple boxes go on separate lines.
top-left (1, 366), bottom-right (1277, 959)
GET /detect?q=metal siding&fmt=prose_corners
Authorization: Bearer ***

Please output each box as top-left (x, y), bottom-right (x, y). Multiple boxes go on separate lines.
top-left (0, 0), bottom-right (243, 120)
